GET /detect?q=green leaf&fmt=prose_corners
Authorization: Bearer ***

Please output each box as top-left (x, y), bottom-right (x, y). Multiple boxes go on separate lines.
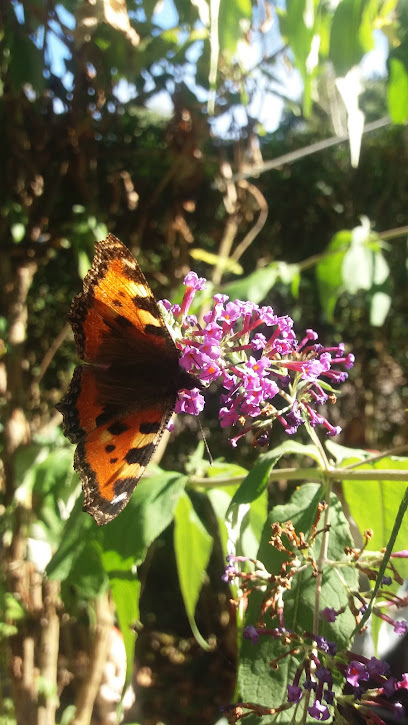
top-left (353, 486), bottom-right (408, 639)
top-left (240, 488), bottom-right (268, 562)
top-left (8, 34), bottom-right (45, 93)
top-left (342, 220), bottom-right (384, 294)
top-left (325, 440), bottom-right (369, 465)
top-left (316, 230), bottom-right (351, 322)
top-left (283, 0), bottom-right (320, 115)
top-left (110, 575), bottom-right (141, 687)
top-left (229, 441), bottom-right (323, 508)
top-left (207, 487), bottom-right (237, 558)
top-left (229, 452), bottom-right (279, 508)
top-left (65, 539), bottom-right (107, 600)
top-left (174, 492), bottom-right (213, 648)
top-left (387, 52), bottom-right (408, 124)
top-left (190, 247), bottom-right (243, 275)
top-left (218, 0), bottom-right (252, 60)
top-left (238, 484), bottom-right (357, 721)
top-left (206, 460), bottom-right (248, 478)
top-left (317, 221), bottom-right (389, 321)
top-left (31, 447), bottom-right (78, 506)
top-left (46, 496), bottom-right (97, 581)
top-left (142, 0), bottom-right (163, 23)
top-left (101, 471), bottom-right (188, 569)
top-left (370, 291), bottom-right (391, 326)
top-left (222, 263), bottom-right (296, 304)
top-left (78, 249), bottom-right (92, 280)
top-left (100, 473), bottom-right (186, 686)
top-left (342, 457), bottom-right (408, 585)
top-left (329, 0), bottom-right (376, 76)
top-left (372, 245), bottom-right (390, 285)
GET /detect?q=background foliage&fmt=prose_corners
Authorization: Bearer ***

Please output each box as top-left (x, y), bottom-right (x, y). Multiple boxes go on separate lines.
top-left (1, 0), bottom-right (408, 723)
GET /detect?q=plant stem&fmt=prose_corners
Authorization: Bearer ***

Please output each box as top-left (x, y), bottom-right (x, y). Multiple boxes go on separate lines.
top-left (313, 478), bottom-right (333, 635)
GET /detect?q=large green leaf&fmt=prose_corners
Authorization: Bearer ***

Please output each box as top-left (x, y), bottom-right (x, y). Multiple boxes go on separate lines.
top-left (207, 486), bottom-right (238, 558)
top-left (342, 457), bottom-right (408, 582)
top-left (240, 489), bottom-right (268, 563)
top-left (48, 470), bottom-right (187, 613)
top-left (30, 447), bottom-right (80, 546)
top-left (329, 0), bottom-right (377, 75)
top-left (109, 575), bottom-right (141, 687)
top-left (46, 496), bottom-right (98, 582)
top-left (174, 492), bottom-right (213, 647)
top-left (229, 441), bottom-right (323, 509)
top-left (342, 222), bottom-right (388, 295)
top-left (316, 222), bottom-right (389, 322)
top-left (387, 42), bottom-right (408, 123)
top-left (341, 455), bottom-right (408, 648)
top-left (238, 484), bottom-right (357, 722)
top-left (101, 471), bottom-right (188, 569)
top-left (222, 264), bottom-right (296, 304)
top-left (63, 539), bottom-right (107, 601)
top-left (100, 472), bottom-right (187, 684)
top-left (353, 487), bottom-right (408, 649)
top-left (284, 0), bottom-right (321, 115)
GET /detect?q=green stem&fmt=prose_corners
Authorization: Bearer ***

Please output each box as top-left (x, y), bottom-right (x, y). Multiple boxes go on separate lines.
top-left (313, 478), bottom-right (332, 635)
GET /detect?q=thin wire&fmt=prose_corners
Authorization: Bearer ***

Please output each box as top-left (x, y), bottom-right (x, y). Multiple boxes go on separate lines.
top-left (214, 116), bottom-right (391, 187)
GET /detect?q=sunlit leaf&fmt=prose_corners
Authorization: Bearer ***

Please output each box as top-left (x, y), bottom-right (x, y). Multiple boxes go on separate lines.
top-left (109, 576), bottom-right (140, 687)
top-left (46, 497), bottom-right (99, 582)
top-left (174, 492), bottom-right (213, 648)
top-left (342, 457), bottom-right (408, 581)
top-left (190, 248), bottom-right (243, 274)
top-left (282, 0), bottom-right (321, 116)
top-left (222, 264), bottom-right (288, 303)
top-left (330, 0), bottom-right (377, 75)
top-left (101, 471), bottom-right (188, 568)
top-left (370, 291), bottom-right (391, 326)
top-left (229, 441), bottom-right (322, 508)
top-left (207, 486), bottom-right (238, 557)
top-left (387, 52), bottom-right (408, 124)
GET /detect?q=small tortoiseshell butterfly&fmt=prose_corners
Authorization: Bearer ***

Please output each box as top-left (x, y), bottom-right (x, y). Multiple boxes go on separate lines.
top-left (57, 234), bottom-right (198, 526)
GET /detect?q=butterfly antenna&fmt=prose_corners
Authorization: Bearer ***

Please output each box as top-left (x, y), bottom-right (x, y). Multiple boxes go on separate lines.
top-left (198, 416), bottom-right (214, 466)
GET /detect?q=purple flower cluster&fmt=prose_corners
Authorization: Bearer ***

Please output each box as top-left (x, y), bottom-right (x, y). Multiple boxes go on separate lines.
top-left (243, 620), bottom-right (408, 723)
top-left (343, 656), bottom-right (408, 721)
top-left (287, 640), bottom-right (337, 722)
top-left (161, 271), bottom-right (354, 445)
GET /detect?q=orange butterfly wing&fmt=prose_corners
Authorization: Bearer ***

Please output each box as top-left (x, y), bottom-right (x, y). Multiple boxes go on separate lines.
top-left (57, 235), bottom-right (194, 525)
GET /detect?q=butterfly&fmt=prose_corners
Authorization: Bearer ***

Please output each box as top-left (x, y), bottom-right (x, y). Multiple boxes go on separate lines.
top-left (57, 234), bottom-right (199, 526)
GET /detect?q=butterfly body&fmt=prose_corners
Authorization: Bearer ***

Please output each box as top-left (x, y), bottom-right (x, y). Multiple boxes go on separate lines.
top-left (57, 235), bottom-right (198, 525)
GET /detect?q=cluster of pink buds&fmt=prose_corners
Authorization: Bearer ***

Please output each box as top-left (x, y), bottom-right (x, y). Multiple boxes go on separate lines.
top-left (160, 272), bottom-right (354, 445)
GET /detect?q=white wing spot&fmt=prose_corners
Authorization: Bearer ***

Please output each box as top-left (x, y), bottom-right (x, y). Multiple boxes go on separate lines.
top-left (110, 492), bottom-right (128, 506)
